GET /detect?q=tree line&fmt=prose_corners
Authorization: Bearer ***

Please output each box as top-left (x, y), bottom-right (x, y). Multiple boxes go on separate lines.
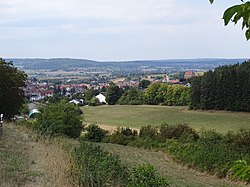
top-left (105, 82), bottom-right (190, 106)
top-left (190, 60), bottom-right (250, 112)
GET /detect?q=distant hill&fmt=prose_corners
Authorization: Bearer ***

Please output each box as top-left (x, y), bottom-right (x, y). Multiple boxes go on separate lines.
top-left (7, 58), bottom-right (100, 70)
top-left (7, 58), bottom-right (249, 71)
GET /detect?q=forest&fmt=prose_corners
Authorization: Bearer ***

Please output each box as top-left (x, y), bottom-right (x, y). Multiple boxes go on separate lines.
top-left (190, 61), bottom-right (250, 112)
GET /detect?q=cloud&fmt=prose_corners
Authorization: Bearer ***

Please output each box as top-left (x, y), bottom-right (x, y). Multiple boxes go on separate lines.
top-left (0, 0), bottom-right (249, 60)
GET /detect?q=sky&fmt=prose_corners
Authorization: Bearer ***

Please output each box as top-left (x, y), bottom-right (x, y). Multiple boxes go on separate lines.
top-left (0, 0), bottom-right (249, 61)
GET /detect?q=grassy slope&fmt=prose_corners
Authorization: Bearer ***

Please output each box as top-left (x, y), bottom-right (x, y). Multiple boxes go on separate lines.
top-left (0, 127), bottom-right (31, 186)
top-left (0, 124), bottom-right (73, 187)
top-left (83, 105), bottom-right (250, 133)
top-left (101, 143), bottom-right (246, 187)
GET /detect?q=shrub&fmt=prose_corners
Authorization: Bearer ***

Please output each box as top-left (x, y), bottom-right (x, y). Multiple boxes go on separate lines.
top-left (158, 124), bottom-right (199, 142)
top-left (230, 160), bottom-right (250, 184)
top-left (117, 127), bottom-right (138, 137)
top-left (35, 101), bottom-right (83, 138)
top-left (224, 129), bottom-right (250, 153)
top-left (72, 141), bottom-right (126, 187)
top-left (127, 164), bottom-right (170, 187)
top-left (199, 130), bottom-right (223, 146)
top-left (139, 125), bottom-right (158, 139)
top-left (104, 127), bottom-right (138, 145)
top-left (83, 124), bottom-right (108, 142)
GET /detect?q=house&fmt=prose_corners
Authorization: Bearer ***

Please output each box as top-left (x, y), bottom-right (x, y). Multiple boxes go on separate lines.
top-left (184, 71), bottom-right (194, 80)
top-left (168, 79), bottom-right (180, 84)
top-left (96, 93), bottom-right (106, 103)
top-left (194, 72), bottom-right (205, 77)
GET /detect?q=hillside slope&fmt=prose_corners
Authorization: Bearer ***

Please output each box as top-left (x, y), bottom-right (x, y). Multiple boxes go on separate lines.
top-left (101, 143), bottom-right (247, 187)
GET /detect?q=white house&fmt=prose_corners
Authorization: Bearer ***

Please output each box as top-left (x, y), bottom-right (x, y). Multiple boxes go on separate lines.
top-left (96, 93), bottom-right (106, 103)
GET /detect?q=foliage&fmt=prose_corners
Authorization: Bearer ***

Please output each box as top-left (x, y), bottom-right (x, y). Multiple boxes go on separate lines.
top-left (84, 88), bottom-right (98, 104)
top-left (230, 160), bottom-right (250, 183)
top-left (35, 101), bottom-right (83, 138)
top-left (127, 164), bottom-right (170, 187)
top-left (158, 124), bottom-right (199, 142)
top-left (104, 127), bottom-right (138, 146)
top-left (88, 97), bottom-right (101, 106)
top-left (83, 124), bottom-right (108, 142)
top-left (106, 82), bottom-right (124, 105)
top-left (0, 59), bottom-right (27, 118)
top-left (139, 125), bottom-right (158, 139)
top-left (20, 102), bottom-right (29, 115)
top-left (139, 79), bottom-right (151, 89)
top-left (72, 141), bottom-right (127, 187)
top-left (190, 61), bottom-right (250, 111)
top-left (210, 0), bottom-right (250, 40)
top-left (118, 88), bottom-right (144, 105)
top-left (103, 124), bottom-right (250, 180)
top-left (143, 83), bottom-right (190, 106)
top-left (47, 94), bottom-right (61, 103)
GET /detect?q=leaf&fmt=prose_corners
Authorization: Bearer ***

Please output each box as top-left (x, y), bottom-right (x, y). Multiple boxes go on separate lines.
top-left (223, 5), bottom-right (242, 25)
top-left (209, 0), bottom-right (214, 4)
top-left (245, 29), bottom-right (250, 40)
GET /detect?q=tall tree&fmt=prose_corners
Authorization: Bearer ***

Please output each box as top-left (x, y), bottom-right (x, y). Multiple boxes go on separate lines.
top-left (106, 82), bottom-right (123, 105)
top-left (0, 59), bottom-right (27, 118)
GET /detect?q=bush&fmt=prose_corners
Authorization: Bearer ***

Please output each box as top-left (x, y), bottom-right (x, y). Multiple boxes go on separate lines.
top-left (224, 129), bottom-right (250, 153)
top-left (158, 124), bottom-right (199, 142)
top-left (139, 125), bottom-right (158, 139)
top-left (83, 124), bottom-right (108, 142)
top-left (230, 160), bottom-right (250, 184)
top-left (117, 127), bottom-right (138, 137)
top-left (35, 101), bottom-right (83, 138)
top-left (199, 130), bottom-right (223, 145)
top-left (72, 141), bottom-right (126, 187)
top-left (104, 127), bottom-right (138, 145)
top-left (127, 164), bottom-right (170, 187)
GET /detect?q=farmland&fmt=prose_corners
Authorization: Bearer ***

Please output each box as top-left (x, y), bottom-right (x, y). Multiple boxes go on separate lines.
top-left (82, 105), bottom-right (250, 133)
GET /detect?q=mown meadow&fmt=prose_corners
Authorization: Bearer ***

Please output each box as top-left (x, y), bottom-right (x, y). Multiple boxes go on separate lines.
top-left (82, 105), bottom-right (250, 133)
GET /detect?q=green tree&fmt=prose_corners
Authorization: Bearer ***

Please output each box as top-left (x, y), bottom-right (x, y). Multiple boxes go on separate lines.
top-left (139, 79), bottom-right (151, 89)
top-left (36, 101), bottom-right (83, 138)
top-left (106, 82), bottom-right (123, 105)
top-left (209, 0), bottom-right (250, 40)
top-left (83, 124), bottom-right (108, 142)
top-left (84, 88), bottom-right (98, 104)
top-left (0, 59), bottom-right (27, 118)
top-left (118, 88), bottom-right (144, 105)
top-left (144, 83), bottom-right (162, 104)
top-left (189, 61), bottom-right (250, 112)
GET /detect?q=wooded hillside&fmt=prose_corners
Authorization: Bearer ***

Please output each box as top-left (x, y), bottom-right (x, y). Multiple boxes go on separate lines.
top-left (190, 61), bottom-right (250, 112)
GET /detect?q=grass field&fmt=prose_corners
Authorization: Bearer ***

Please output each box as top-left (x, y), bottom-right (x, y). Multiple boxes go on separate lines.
top-left (82, 105), bottom-right (250, 133)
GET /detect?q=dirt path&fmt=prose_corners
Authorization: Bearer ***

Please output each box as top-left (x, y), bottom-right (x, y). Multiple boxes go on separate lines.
top-left (0, 124), bottom-right (74, 187)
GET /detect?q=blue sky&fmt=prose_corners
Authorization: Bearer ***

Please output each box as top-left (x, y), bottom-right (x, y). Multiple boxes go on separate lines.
top-left (0, 0), bottom-right (249, 61)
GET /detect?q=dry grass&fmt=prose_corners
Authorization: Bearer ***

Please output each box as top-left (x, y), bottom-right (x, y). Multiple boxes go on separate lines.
top-left (0, 124), bottom-right (75, 187)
